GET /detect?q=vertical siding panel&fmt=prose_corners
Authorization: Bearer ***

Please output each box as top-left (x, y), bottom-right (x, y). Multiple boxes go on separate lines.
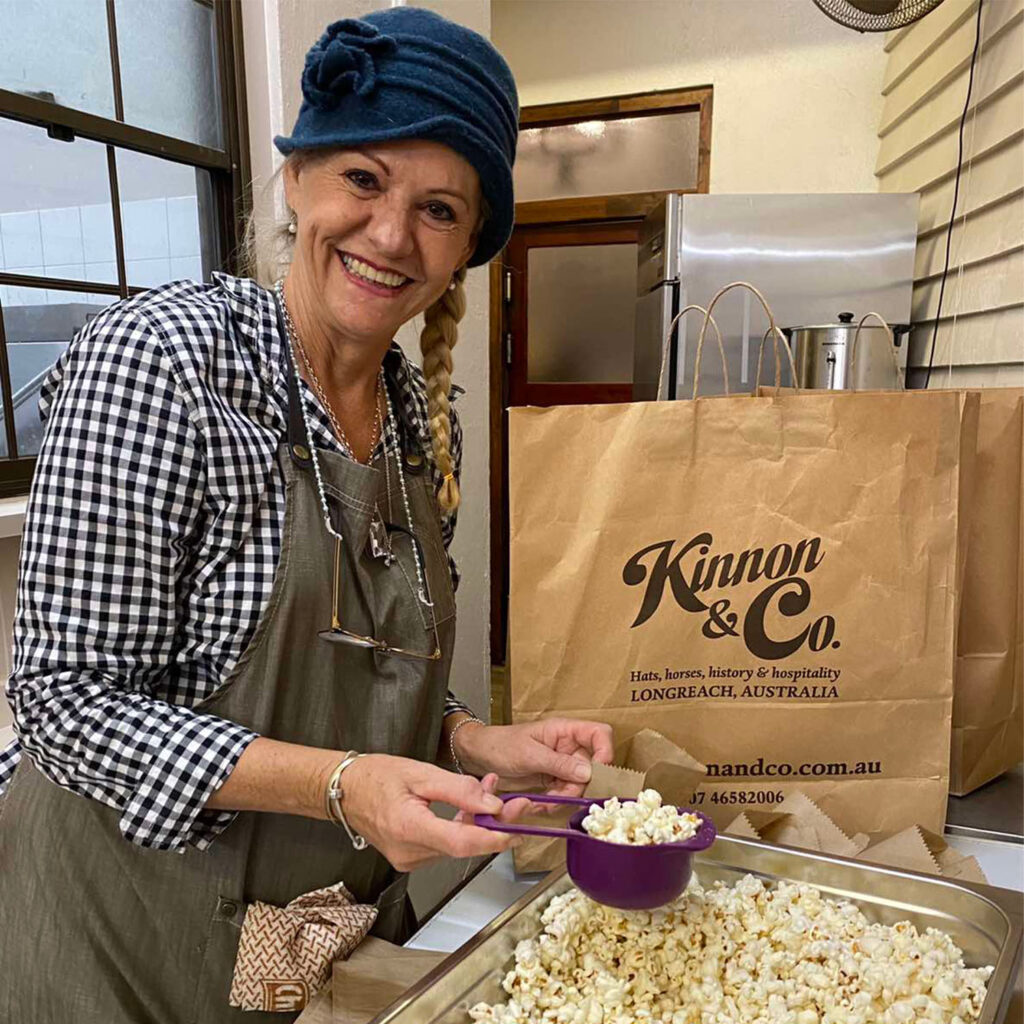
top-left (877, 0), bottom-right (1024, 384)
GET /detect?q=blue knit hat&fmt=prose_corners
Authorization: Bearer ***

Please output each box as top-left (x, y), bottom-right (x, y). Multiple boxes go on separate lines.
top-left (274, 7), bottom-right (519, 268)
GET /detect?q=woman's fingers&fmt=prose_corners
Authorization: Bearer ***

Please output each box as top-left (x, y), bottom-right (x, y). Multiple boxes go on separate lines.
top-left (525, 739), bottom-right (593, 786)
top-left (413, 772), bottom-right (526, 857)
top-left (498, 796), bottom-right (531, 822)
top-left (584, 721), bottom-right (615, 764)
top-left (453, 773), bottom-right (503, 825)
top-left (550, 719), bottom-right (614, 765)
top-left (405, 803), bottom-right (516, 860)
top-left (473, 773), bottom-right (531, 820)
top-left (414, 764), bottom-right (504, 815)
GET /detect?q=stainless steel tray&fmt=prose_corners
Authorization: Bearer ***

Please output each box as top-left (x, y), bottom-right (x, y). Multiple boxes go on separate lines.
top-left (374, 836), bottom-right (1023, 1024)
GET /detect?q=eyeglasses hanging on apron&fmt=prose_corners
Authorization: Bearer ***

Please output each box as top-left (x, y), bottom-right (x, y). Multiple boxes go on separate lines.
top-left (274, 283), bottom-right (442, 662)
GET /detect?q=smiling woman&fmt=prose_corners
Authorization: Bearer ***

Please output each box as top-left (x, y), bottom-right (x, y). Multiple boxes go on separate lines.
top-left (272, 140), bottom-right (484, 484)
top-left (242, 141), bottom-right (493, 506)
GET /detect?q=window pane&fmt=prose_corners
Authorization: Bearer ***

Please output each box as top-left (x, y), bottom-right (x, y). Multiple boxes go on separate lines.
top-left (527, 243), bottom-right (637, 383)
top-left (0, 0), bottom-right (114, 118)
top-left (116, 0), bottom-right (223, 149)
top-left (116, 149), bottom-right (215, 289)
top-left (515, 112), bottom-right (700, 203)
top-left (0, 285), bottom-right (118, 458)
top-left (0, 119), bottom-right (118, 287)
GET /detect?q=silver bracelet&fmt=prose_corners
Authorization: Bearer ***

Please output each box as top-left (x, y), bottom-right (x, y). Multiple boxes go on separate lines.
top-left (326, 752), bottom-right (368, 850)
top-left (448, 716), bottom-right (485, 774)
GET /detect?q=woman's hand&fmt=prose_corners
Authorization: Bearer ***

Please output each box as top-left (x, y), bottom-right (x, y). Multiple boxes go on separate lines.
top-left (339, 754), bottom-right (523, 872)
top-left (452, 718), bottom-right (615, 798)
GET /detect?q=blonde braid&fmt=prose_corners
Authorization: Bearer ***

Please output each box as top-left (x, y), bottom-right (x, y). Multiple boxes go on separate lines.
top-left (420, 264), bottom-right (468, 514)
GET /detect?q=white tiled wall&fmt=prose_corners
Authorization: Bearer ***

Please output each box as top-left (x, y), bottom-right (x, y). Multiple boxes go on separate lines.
top-left (0, 196), bottom-right (202, 304)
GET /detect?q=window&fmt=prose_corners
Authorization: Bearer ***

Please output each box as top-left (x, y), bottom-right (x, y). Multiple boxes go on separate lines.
top-left (0, 0), bottom-right (249, 497)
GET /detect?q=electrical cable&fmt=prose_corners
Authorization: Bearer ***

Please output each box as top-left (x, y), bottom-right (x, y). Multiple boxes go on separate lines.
top-left (946, 88), bottom-right (980, 387)
top-left (923, 0), bottom-right (985, 388)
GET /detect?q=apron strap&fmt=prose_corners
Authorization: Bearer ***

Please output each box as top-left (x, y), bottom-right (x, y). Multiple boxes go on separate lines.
top-left (273, 291), bottom-right (314, 471)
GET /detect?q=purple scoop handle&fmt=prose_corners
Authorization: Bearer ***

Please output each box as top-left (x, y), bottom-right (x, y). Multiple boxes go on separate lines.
top-left (472, 793), bottom-right (594, 840)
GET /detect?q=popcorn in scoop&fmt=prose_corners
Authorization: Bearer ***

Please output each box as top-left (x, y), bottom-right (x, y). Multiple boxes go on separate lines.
top-left (581, 789), bottom-right (701, 846)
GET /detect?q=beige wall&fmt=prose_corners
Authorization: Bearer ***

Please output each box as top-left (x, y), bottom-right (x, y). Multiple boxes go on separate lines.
top-left (492, 0), bottom-right (889, 193)
top-left (876, 0), bottom-right (1023, 386)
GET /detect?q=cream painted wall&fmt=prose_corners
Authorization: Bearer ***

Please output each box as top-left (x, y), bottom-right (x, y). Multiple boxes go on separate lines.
top-left (492, 0), bottom-right (889, 194)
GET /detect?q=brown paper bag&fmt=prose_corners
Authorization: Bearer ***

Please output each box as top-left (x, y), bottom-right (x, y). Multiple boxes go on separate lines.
top-left (754, 791), bottom-right (868, 858)
top-left (950, 388), bottom-right (1024, 794)
top-left (512, 729), bottom-right (705, 873)
top-left (510, 358), bottom-right (977, 838)
top-left (856, 826), bottom-right (988, 884)
top-left (924, 832), bottom-right (988, 884)
top-left (327, 938), bottom-right (446, 1024)
top-left (761, 385), bottom-right (1023, 795)
top-left (723, 812), bottom-right (765, 839)
top-left (723, 791), bottom-right (988, 884)
top-left (724, 795), bottom-right (866, 858)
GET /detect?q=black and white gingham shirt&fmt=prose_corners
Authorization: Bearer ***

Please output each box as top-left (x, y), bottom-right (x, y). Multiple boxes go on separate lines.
top-left (0, 272), bottom-right (471, 851)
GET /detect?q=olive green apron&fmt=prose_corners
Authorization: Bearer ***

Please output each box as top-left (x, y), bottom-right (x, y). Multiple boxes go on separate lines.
top-left (0, 320), bottom-right (456, 1023)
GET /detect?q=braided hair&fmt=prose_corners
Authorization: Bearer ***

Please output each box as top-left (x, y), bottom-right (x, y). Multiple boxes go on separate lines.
top-left (419, 263), bottom-right (467, 513)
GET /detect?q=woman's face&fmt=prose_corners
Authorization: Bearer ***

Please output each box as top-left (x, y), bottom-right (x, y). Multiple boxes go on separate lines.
top-left (283, 139), bottom-right (482, 342)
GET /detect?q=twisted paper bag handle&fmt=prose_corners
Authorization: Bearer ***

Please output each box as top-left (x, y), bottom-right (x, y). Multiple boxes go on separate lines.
top-left (657, 304), bottom-right (731, 400)
top-left (697, 281), bottom-right (800, 396)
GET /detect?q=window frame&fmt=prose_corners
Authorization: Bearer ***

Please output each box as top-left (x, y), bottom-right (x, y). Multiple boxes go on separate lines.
top-left (0, 0), bottom-right (251, 498)
top-left (514, 85), bottom-right (713, 225)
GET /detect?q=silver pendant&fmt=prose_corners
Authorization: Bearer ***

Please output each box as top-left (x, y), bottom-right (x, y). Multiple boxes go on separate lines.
top-left (369, 513), bottom-right (393, 563)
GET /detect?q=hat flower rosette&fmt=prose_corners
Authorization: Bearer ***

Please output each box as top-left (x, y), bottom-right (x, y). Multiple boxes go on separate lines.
top-left (301, 19), bottom-right (397, 105)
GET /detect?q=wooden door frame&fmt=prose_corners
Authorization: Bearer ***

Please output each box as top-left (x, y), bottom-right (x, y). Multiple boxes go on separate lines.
top-left (488, 85), bottom-right (713, 666)
top-left (507, 221), bottom-right (640, 408)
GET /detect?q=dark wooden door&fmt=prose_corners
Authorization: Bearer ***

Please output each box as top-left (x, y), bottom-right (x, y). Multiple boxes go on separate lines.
top-left (491, 219), bottom-right (641, 664)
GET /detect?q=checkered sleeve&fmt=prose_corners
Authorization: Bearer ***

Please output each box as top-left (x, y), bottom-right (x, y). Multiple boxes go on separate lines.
top-left (443, 693), bottom-right (477, 719)
top-left (6, 306), bottom-right (257, 851)
top-left (0, 738), bottom-right (20, 789)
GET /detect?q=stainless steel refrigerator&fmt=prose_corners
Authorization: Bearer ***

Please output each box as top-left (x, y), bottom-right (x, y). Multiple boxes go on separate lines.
top-left (634, 193), bottom-right (919, 400)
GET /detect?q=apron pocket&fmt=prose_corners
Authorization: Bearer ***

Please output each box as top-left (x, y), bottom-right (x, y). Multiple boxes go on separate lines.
top-left (192, 894), bottom-right (246, 1023)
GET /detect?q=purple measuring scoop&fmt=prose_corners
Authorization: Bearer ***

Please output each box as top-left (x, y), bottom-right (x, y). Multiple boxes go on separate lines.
top-left (473, 794), bottom-right (716, 911)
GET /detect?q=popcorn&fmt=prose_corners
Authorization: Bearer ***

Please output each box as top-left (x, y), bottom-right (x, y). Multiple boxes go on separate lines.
top-left (581, 790), bottom-right (702, 846)
top-left (468, 874), bottom-right (993, 1024)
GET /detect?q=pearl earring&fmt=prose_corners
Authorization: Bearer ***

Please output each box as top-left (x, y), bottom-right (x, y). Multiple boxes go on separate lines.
top-left (447, 279), bottom-right (456, 291)
top-left (287, 219), bottom-right (297, 235)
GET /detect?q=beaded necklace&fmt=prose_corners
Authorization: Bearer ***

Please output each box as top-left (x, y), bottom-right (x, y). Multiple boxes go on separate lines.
top-left (274, 280), bottom-right (432, 608)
